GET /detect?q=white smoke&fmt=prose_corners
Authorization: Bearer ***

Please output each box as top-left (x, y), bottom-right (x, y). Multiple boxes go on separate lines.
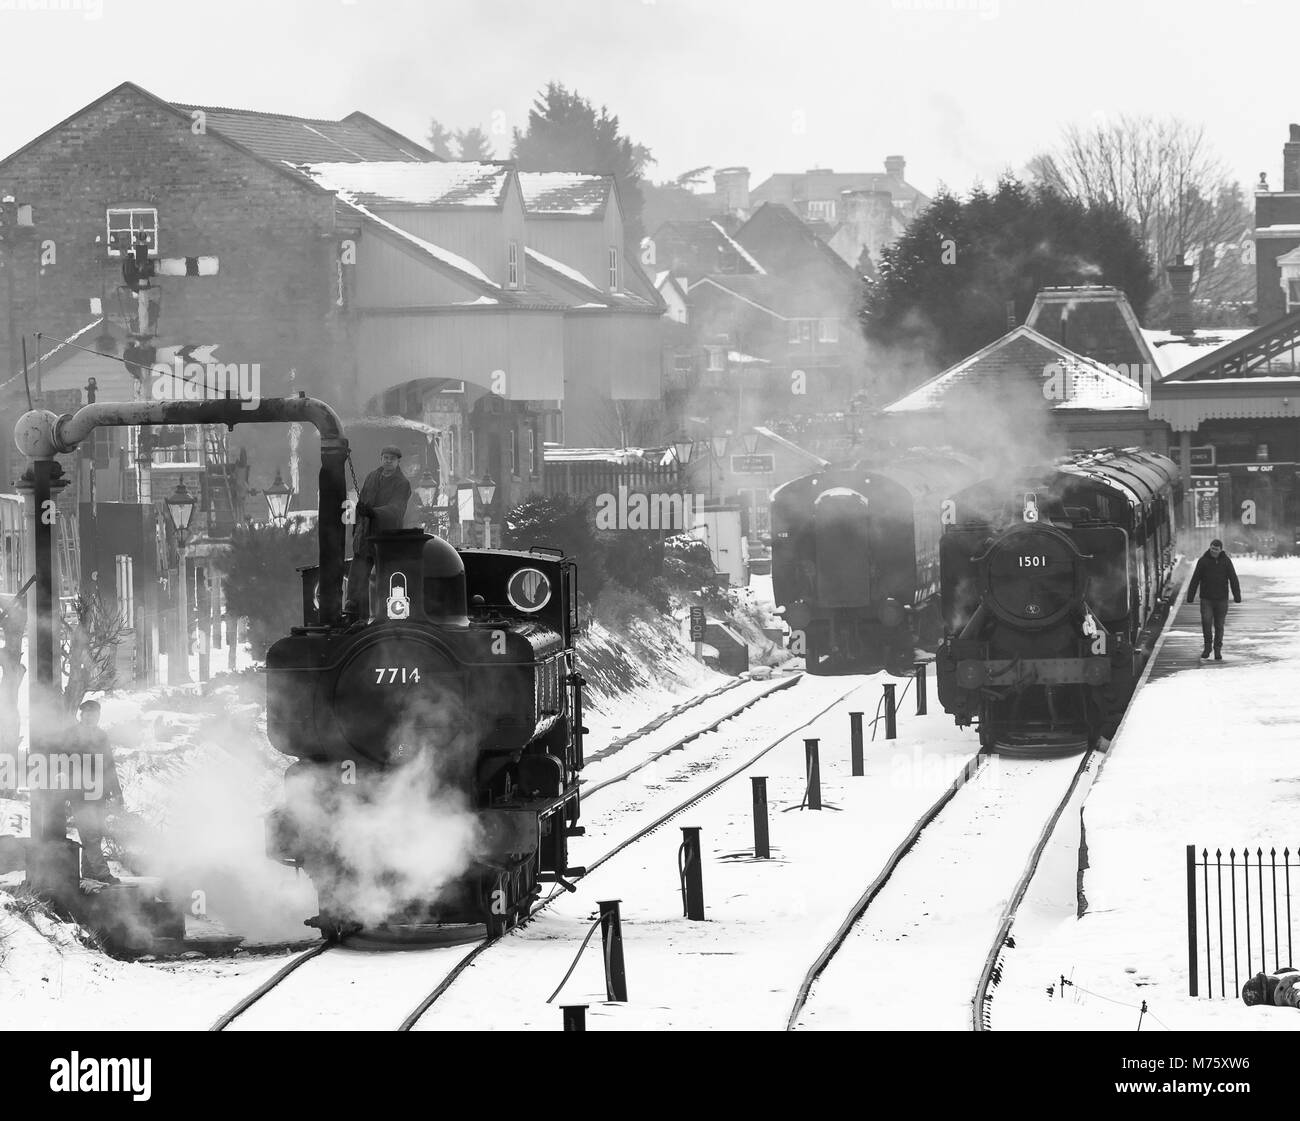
top-left (280, 751), bottom-right (483, 927)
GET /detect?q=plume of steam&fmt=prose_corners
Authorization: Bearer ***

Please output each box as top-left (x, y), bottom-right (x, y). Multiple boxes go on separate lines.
top-left (280, 753), bottom-right (483, 926)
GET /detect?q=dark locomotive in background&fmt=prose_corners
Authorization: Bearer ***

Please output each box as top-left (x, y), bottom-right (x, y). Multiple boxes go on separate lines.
top-left (770, 449), bottom-right (980, 675)
top-left (773, 446), bottom-right (1181, 755)
top-left (264, 530), bottom-right (586, 938)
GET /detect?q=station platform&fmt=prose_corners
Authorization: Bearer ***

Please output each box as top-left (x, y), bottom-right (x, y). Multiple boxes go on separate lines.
top-left (995, 556), bottom-right (1300, 1030)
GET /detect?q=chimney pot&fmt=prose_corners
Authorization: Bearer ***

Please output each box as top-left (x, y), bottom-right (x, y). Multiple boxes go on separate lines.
top-left (885, 155), bottom-right (906, 179)
top-left (1167, 262), bottom-right (1196, 337)
top-left (1284, 126), bottom-right (1300, 192)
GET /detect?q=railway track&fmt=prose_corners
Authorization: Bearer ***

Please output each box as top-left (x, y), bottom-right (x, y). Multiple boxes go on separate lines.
top-left (787, 747), bottom-right (1096, 1031)
top-left (209, 668), bottom-right (821, 1032)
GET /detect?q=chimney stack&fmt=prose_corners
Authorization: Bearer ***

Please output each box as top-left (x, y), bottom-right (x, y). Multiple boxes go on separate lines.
top-left (1167, 260), bottom-right (1196, 337)
top-left (1284, 125), bottom-right (1300, 192)
top-left (884, 155), bottom-right (906, 180)
top-left (713, 167), bottom-right (750, 215)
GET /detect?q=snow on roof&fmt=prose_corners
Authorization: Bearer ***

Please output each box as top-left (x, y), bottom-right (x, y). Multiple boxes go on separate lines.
top-left (752, 426), bottom-right (830, 466)
top-left (543, 446), bottom-right (665, 465)
top-left (300, 161), bottom-right (508, 207)
top-left (453, 295), bottom-right (500, 306)
top-left (728, 350), bottom-right (770, 365)
top-left (346, 414), bottom-right (444, 436)
top-left (518, 172), bottom-right (610, 215)
top-left (337, 196), bottom-right (500, 288)
top-left (884, 326), bottom-right (1148, 413)
top-left (711, 220), bottom-right (767, 275)
top-left (1141, 328), bottom-right (1253, 377)
top-left (525, 247), bottom-right (601, 292)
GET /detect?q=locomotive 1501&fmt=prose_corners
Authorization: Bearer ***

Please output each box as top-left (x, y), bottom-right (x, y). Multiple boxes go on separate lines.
top-left (936, 448), bottom-right (1180, 755)
top-left (263, 529), bottom-right (586, 939)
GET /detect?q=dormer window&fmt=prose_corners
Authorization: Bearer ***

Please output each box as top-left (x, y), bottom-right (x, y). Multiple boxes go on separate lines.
top-left (1277, 246), bottom-right (1300, 311)
top-left (106, 208), bottom-right (158, 257)
top-left (608, 246), bottom-right (619, 292)
top-left (507, 240), bottom-right (519, 289)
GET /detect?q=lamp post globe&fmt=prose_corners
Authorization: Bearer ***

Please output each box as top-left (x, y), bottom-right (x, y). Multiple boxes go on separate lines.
top-left (476, 474), bottom-right (496, 507)
top-left (265, 469), bottom-right (293, 527)
top-left (415, 467), bottom-right (439, 509)
top-left (165, 478), bottom-right (197, 538)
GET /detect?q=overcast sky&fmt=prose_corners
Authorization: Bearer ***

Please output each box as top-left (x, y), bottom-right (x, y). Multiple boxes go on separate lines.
top-left (0, 0), bottom-right (1293, 198)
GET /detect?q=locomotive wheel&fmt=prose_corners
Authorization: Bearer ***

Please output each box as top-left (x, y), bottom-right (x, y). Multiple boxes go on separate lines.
top-left (486, 855), bottom-right (539, 938)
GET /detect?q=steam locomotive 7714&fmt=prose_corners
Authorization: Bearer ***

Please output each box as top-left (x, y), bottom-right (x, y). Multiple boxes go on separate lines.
top-left (771, 449), bottom-right (981, 675)
top-left (264, 530), bottom-right (586, 938)
top-left (936, 448), bottom-right (1180, 754)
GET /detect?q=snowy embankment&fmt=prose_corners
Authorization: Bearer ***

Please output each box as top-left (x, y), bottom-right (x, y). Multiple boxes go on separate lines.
top-left (994, 557), bottom-right (1300, 1032)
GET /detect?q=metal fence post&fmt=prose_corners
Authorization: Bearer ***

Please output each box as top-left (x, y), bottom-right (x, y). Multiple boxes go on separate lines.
top-left (597, 899), bottom-right (628, 1002)
top-left (914, 661), bottom-right (927, 715)
top-left (804, 738), bottom-right (821, 810)
top-left (849, 711), bottom-right (864, 776)
top-left (679, 827), bottom-right (705, 920)
top-left (751, 777), bottom-right (770, 859)
top-left (1186, 844), bottom-right (1199, 997)
top-left (562, 1005), bottom-right (587, 1030)
top-left (883, 683), bottom-right (897, 740)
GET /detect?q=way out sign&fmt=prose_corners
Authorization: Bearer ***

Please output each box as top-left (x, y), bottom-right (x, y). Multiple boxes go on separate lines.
top-left (689, 606), bottom-right (706, 642)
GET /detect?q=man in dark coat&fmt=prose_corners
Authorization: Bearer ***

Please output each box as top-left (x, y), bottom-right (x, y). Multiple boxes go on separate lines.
top-left (1186, 538), bottom-right (1242, 660)
top-left (343, 446), bottom-right (412, 621)
top-left (68, 699), bottom-right (122, 883)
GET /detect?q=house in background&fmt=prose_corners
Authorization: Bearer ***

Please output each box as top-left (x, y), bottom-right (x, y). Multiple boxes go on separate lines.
top-left (652, 203), bottom-right (869, 435)
top-left (0, 82), bottom-right (667, 679)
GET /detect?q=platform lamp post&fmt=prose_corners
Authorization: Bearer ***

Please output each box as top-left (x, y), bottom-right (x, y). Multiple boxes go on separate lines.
top-left (264, 468), bottom-right (293, 528)
top-left (477, 474), bottom-right (497, 548)
top-left (164, 478), bottom-right (196, 685)
top-left (414, 467), bottom-right (441, 535)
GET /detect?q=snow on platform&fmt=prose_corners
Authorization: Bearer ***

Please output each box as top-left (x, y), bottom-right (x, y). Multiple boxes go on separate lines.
top-left (995, 558), bottom-right (1300, 1031)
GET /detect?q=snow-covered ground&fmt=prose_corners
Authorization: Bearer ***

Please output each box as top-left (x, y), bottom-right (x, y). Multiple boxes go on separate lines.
top-left (995, 557), bottom-right (1300, 1032)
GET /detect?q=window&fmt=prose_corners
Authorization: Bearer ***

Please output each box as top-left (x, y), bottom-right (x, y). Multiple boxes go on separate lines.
top-left (508, 241), bottom-right (519, 289)
top-left (509, 428), bottom-right (519, 476)
top-left (788, 319), bottom-right (814, 345)
top-left (106, 208), bottom-right (158, 257)
top-left (706, 346), bottom-right (725, 372)
top-left (528, 428), bottom-right (538, 475)
top-left (806, 200), bottom-right (836, 222)
top-left (115, 555), bottom-right (135, 624)
top-left (674, 351), bottom-right (694, 374)
top-left (91, 427), bottom-right (115, 470)
top-left (608, 246), bottom-right (619, 291)
top-left (468, 429), bottom-right (477, 475)
top-left (130, 424), bottom-right (201, 467)
top-left (818, 318), bottom-right (839, 343)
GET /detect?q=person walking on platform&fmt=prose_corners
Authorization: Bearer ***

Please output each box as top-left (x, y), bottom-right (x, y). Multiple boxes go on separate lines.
top-left (1187, 538), bottom-right (1242, 661)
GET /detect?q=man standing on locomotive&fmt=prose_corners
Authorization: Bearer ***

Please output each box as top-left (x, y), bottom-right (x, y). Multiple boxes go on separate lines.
top-left (1186, 538), bottom-right (1242, 660)
top-left (343, 446), bottom-right (412, 622)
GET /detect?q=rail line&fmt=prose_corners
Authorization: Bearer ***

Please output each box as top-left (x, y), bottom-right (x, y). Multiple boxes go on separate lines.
top-left (787, 747), bottom-right (1095, 1031)
top-left (209, 669), bottom-right (821, 1032)
top-left (398, 678), bottom-right (859, 1031)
